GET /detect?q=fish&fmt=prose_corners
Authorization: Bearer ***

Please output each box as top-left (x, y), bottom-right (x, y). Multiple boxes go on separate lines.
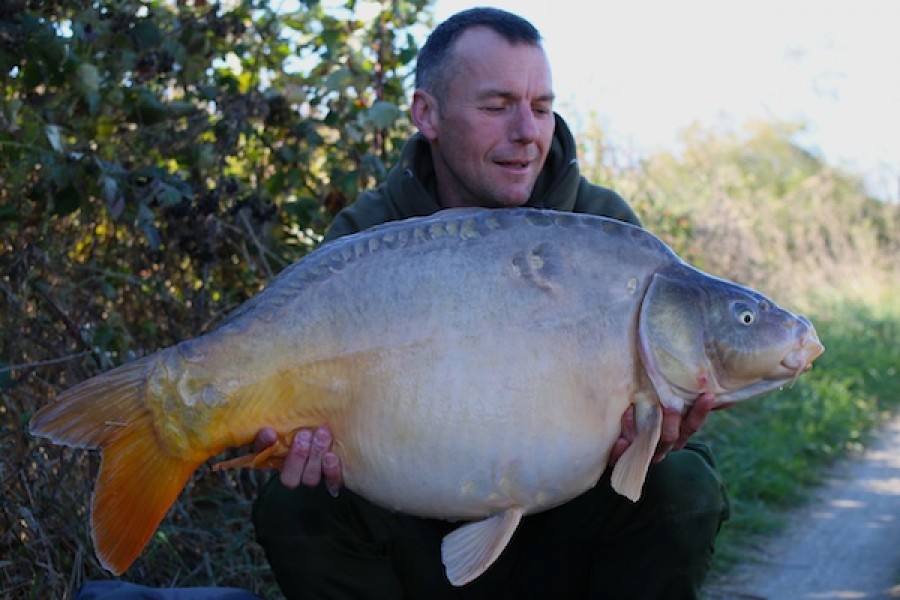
top-left (29, 207), bottom-right (824, 586)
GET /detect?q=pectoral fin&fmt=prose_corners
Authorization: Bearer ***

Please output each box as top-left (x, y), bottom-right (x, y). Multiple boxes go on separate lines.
top-left (610, 401), bottom-right (662, 502)
top-left (441, 507), bottom-right (525, 586)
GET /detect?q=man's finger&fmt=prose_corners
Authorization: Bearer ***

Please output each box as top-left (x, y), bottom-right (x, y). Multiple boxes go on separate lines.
top-left (323, 452), bottom-right (343, 497)
top-left (280, 429), bottom-right (313, 489)
top-left (620, 404), bottom-right (637, 442)
top-left (252, 427), bottom-right (277, 453)
top-left (300, 426), bottom-right (333, 487)
top-left (676, 392), bottom-right (716, 449)
top-left (608, 405), bottom-right (638, 467)
top-left (653, 408), bottom-right (681, 463)
top-left (660, 407), bottom-right (681, 445)
top-left (607, 437), bottom-right (630, 467)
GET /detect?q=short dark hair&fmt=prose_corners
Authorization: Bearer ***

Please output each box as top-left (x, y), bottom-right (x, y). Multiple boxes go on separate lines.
top-left (415, 7), bottom-right (543, 99)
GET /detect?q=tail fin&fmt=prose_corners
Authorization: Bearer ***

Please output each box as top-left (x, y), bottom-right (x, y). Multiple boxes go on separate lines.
top-left (29, 357), bottom-right (202, 574)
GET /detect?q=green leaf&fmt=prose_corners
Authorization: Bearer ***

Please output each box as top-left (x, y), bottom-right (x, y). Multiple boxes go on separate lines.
top-left (22, 61), bottom-right (44, 89)
top-left (4, 99), bottom-right (22, 124)
top-left (52, 185), bottom-right (82, 217)
top-left (265, 170), bottom-right (286, 196)
top-left (324, 68), bottom-right (352, 92)
top-left (0, 205), bottom-right (18, 222)
top-left (74, 63), bottom-right (102, 96)
top-left (156, 182), bottom-right (183, 206)
top-left (137, 202), bottom-right (162, 249)
top-left (198, 85), bottom-right (217, 101)
top-left (45, 125), bottom-right (64, 153)
top-left (49, 163), bottom-right (75, 186)
top-left (367, 101), bottom-right (400, 129)
top-left (93, 322), bottom-right (115, 349)
top-left (131, 21), bottom-right (162, 49)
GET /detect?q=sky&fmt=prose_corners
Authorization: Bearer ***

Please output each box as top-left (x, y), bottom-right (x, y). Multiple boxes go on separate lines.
top-left (431, 0), bottom-right (900, 201)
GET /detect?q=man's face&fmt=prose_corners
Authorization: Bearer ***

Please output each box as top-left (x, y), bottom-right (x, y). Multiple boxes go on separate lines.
top-left (413, 28), bottom-right (556, 209)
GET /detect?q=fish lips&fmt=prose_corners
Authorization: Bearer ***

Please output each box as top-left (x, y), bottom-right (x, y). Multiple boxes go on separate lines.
top-left (713, 331), bottom-right (825, 406)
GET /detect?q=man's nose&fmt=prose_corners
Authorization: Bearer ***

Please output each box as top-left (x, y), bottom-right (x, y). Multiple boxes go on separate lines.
top-left (511, 105), bottom-right (539, 143)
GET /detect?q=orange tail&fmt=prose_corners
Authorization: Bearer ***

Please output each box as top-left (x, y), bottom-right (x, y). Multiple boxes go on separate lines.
top-left (29, 356), bottom-right (202, 575)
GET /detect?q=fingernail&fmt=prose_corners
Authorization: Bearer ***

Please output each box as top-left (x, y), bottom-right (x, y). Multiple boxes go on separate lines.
top-left (327, 483), bottom-right (340, 498)
top-left (295, 429), bottom-right (312, 449)
top-left (313, 427), bottom-right (331, 447)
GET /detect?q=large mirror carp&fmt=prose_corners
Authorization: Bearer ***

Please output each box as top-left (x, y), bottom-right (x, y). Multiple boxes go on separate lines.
top-left (31, 207), bottom-right (824, 585)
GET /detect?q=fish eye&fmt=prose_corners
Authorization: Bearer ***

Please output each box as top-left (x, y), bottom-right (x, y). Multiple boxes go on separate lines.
top-left (737, 308), bottom-right (756, 325)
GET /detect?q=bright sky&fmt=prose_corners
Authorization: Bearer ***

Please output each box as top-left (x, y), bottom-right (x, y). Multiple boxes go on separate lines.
top-left (432, 0), bottom-right (900, 201)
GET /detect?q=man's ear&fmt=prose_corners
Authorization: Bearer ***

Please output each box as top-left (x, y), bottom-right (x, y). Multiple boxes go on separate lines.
top-left (411, 89), bottom-right (439, 141)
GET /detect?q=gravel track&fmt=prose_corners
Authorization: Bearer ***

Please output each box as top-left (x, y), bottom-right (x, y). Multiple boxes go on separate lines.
top-left (704, 413), bottom-right (900, 600)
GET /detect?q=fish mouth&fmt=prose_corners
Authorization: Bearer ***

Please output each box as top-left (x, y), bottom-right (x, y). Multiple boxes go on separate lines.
top-left (715, 329), bottom-right (825, 406)
top-left (780, 330), bottom-right (826, 385)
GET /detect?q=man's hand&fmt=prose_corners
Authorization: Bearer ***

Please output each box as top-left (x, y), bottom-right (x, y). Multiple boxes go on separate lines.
top-left (253, 426), bottom-right (343, 496)
top-left (608, 392), bottom-right (717, 466)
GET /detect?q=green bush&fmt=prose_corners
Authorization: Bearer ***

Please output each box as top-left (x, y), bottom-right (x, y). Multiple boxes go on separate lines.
top-left (2, 1), bottom-right (427, 596)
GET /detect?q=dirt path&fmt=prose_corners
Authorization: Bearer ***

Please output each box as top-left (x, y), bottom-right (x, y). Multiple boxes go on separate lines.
top-left (704, 413), bottom-right (900, 600)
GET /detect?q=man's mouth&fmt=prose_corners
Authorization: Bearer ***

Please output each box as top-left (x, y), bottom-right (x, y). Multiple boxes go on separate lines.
top-left (496, 160), bottom-right (530, 170)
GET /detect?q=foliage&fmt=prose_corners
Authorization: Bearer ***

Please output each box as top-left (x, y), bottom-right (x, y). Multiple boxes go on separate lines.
top-left (579, 117), bottom-right (900, 310)
top-left (1, 0), bottom-right (426, 360)
top-left (1, 0), bottom-right (427, 596)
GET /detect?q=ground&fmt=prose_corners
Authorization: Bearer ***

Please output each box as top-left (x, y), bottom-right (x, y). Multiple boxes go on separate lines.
top-left (703, 414), bottom-right (900, 600)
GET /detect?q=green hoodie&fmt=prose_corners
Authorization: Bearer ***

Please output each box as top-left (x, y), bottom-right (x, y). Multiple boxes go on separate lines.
top-left (323, 113), bottom-right (640, 242)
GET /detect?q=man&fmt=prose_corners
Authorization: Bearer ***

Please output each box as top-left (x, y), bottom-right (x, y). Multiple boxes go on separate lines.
top-left (253, 8), bottom-right (728, 599)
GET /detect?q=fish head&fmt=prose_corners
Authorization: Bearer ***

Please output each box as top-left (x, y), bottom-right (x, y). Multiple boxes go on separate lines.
top-left (638, 267), bottom-right (824, 412)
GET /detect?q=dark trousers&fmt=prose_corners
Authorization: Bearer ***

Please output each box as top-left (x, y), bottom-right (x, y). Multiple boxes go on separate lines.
top-left (253, 443), bottom-right (729, 600)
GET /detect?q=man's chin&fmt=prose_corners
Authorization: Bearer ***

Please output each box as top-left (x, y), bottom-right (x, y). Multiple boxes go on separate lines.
top-left (458, 188), bottom-right (532, 209)
top-left (493, 192), bottom-right (532, 208)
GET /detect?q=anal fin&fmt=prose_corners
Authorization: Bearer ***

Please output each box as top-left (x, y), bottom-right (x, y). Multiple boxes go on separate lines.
top-left (610, 401), bottom-right (662, 502)
top-left (441, 507), bottom-right (524, 586)
top-left (211, 431), bottom-right (294, 471)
